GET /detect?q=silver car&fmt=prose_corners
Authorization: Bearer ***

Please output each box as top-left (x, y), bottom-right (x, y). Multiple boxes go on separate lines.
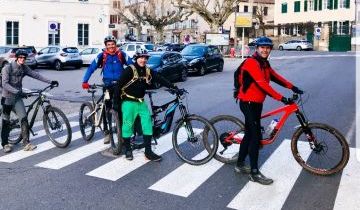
top-left (278, 40), bottom-right (313, 51)
top-left (36, 46), bottom-right (82, 71)
top-left (1, 46), bottom-right (38, 69)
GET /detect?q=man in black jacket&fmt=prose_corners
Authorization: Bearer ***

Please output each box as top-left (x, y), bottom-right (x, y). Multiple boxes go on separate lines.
top-left (115, 49), bottom-right (179, 161)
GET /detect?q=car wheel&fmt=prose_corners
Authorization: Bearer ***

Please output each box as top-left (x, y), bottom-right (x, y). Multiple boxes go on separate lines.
top-left (54, 60), bottom-right (63, 71)
top-left (279, 46), bottom-right (284, 51)
top-left (198, 65), bottom-right (206, 76)
top-left (179, 69), bottom-right (187, 82)
top-left (217, 61), bottom-right (224, 72)
top-left (75, 64), bottom-right (82, 69)
top-left (296, 46), bottom-right (302, 51)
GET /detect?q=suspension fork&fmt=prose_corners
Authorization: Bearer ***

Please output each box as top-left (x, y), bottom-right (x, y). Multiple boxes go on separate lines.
top-left (295, 110), bottom-right (317, 148)
top-left (179, 104), bottom-right (196, 139)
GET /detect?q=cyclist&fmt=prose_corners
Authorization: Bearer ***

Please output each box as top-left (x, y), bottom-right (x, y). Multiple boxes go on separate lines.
top-left (114, 49), bottom-right (180, 161)
top-left (82, 35), bottom-right (132, 144)
top-left (1, 49), bottom-right (58, 153)
top-left (234, 36), bottom-right (303, 185)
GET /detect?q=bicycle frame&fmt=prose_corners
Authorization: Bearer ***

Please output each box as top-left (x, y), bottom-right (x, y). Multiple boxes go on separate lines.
top-left (88, 91), bottom-right (105, 127)
top-left (224, 101), bottom-right (309, 146)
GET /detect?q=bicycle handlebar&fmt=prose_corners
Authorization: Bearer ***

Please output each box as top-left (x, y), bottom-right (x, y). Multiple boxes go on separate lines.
top-left (89, 84), bottom-right (105, 90)
top-left (165, 88), bottom-right (188, 96)
top-left (24, 84), bottom-right (57, 97)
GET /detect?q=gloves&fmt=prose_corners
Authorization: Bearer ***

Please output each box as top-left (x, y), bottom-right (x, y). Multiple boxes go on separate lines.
top-left (292, 86), bottom-right (304, 94)
top-left (51, 80), bottom-right (59, 87)
top-left (17, 91), bottom-right (28, 99)
top-left (82, 82), bottom-right (90, 89)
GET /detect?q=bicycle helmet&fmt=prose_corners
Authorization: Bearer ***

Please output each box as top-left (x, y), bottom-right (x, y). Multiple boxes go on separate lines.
top-left (255, 36), bottom-right (274, 48)
top-left (15, 49), bottom-right (28, 58)
top-left (104, 35), bottom-right (117, 44)
top-left (133, 48), bottom-right (151, 60)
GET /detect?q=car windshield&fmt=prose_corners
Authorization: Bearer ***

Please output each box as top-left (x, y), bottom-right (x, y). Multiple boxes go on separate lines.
top-left (181, 46), bottom-right (205, 56)
top-left (63, 47), bottom-right (79, 53)
top-left (144, 44), bottom-right (154, 51)
top-left (0, 47), bottom-right (10, 54)
top-left (12, 47), bottom-right (35, 54)
top-left (147, 55), bottom-right (161, 65)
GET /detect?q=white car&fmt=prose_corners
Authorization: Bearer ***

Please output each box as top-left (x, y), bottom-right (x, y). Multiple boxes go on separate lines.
top-left (80, 47), bottom-right (103, 65)
top-left (278, 40), bottom-right (313, 51)
top-left (121, 42), bottom-right (155, 58)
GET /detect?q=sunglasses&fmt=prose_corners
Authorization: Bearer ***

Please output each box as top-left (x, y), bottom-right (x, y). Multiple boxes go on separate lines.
top-left (18, 56), bottom-right (26, 59)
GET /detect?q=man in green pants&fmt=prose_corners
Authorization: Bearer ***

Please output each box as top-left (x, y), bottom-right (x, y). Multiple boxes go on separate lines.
top-left (115, 49), bottom-right (180, 161)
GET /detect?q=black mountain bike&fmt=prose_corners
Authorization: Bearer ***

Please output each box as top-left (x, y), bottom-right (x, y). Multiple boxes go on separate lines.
top-left (8, 84), bottom-right (72, 148)
top-left (110, 89), bottom-right (218, 165)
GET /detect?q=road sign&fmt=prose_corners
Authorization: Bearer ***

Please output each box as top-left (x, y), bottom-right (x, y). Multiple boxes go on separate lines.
top-left (48, 21), bottom-right (58, 34)
top-left (315, 27), bottom-right (321, 36)
top-left (235, 12), bottom-right (252, 28)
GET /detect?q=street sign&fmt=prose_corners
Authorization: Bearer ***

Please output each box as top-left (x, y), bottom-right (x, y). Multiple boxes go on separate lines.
top-left (109, 24), bottom-right (115, 28)
top-left (48, 21), bottom-right (58, 34)
top-left (235, 12), bottom-right (252, 28)
top-left (315, 27), bottom-right (321, 36)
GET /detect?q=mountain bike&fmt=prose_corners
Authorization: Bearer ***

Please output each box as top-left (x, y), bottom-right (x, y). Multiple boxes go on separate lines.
top-left (111, 88), bottom-right (219, 165)
top-left (78, 84), bottom-right (121, 150)
top-left (203, 94), bottom-right (349, 176)
top-left (8, 84), bottom-right (72, 148)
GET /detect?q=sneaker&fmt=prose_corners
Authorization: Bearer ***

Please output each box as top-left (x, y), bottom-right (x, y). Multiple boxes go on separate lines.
top-left (3, 144), bottom-right (12, 153)
top-left (125, 150), bottom-right (133, 161)
top-left (249, 171), bottom-right (273, 185)
top-left (145, 150), bottom-right (162, 162)
top-left (234, 164), bottom-right (251, 174)
top-left (103, 133), bottom-right (110, 144)
top-left (23, 143), bottom-right (37, 151)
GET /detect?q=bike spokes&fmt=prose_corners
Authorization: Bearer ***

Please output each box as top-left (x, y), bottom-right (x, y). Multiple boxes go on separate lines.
top-left (43, 108), bottom-right (71, 148)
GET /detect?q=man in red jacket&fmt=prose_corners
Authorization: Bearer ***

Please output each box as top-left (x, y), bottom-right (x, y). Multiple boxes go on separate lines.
top-left (234, 36), bottom-right (303, 185)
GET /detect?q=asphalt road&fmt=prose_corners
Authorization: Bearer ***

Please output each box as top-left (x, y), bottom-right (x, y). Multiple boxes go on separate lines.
top-left (0, 51), bottom-right (357, 210)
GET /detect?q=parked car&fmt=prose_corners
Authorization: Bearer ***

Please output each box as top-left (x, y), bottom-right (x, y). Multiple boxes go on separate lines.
top-left (278, 40), bottom-right (313, 51)
top-left (181, 44), bottom-right (224, 76)
top-left (35, 46), bottom-right (82, 71)
top-left (121, 42), bottom-right (155, 58)
top-left (0, 57), bottom-right (7, 72)
top-left (80, 47), bottom-right (103, 65)
top-left (166, 44), bottom-right (185, 52)
top-left (147, 51), bottom-right (188, 88)
top-left (1, 46), bottom-right (37, 69)
top-left (156, 43), bottom-right (171, 51)
top-left (0, 46), bottom-right (12, 71)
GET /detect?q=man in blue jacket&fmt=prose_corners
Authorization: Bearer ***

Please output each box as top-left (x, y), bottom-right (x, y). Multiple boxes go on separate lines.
top-left (82, 35), bottom-right (132, 144)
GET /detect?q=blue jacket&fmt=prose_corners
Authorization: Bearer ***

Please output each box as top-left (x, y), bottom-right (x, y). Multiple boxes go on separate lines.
top-left (82, 50), bottom-right (132, 86)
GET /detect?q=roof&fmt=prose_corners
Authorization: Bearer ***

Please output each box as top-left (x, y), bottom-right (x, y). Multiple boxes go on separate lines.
top-left (240, 0), bottom-right (274, 4)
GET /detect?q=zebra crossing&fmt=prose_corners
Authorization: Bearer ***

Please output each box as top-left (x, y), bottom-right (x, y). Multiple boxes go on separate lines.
top-left (0, 112), bottom-right (359, 209)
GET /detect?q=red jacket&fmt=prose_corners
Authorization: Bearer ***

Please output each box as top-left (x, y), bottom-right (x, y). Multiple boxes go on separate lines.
top-left (237, 54), bottom-right (294, 103)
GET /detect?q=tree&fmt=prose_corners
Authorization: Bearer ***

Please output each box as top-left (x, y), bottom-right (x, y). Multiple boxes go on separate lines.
top-left (115, 0), bottom-right (146, 41)
top-left (141, 0), bottom-right (193, 43)
top-left (173, 0), bottom-right (242, 32)
top-left (253, 5), bottom-right (266, 36)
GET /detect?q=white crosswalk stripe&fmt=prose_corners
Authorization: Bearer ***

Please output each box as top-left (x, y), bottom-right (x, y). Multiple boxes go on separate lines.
top-left (333, 148), bottom-right (360, 210)
top-left (86, 128), bottom-right (202, 181)
top-left (227, 140), bottom-right (310, 210)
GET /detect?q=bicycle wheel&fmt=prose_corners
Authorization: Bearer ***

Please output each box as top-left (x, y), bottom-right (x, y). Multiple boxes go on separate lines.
top-left (79, 102), bottom-right (95, 141)
top-left (172, 114), bottom-right (218, 165)
top-left (204, 115), bottom-right (244, 164)
top-left (43, 106), bottom-right (72, 148)
top-left (8, 111), bottom-right (22, 145)
top-left (109, 109), bottom-right (122, 155)
top-left (291, 122), bottom-right (350, 176)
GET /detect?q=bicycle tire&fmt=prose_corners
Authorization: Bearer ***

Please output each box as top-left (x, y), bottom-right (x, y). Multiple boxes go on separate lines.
top-left (172, 114), bottom-right (218, 165)
top-left (43, 106), bottom-right (72, 148)
top-left (8, 111), bottom-right (22, 145)
top-left (79, 102), bottom-right (95, 141)
top-left (291, 122), bottom-right (350, 176)
top-left (204, 115), bottom-right (244, 164)
top-left (109, 109), bottom-right (123, 155)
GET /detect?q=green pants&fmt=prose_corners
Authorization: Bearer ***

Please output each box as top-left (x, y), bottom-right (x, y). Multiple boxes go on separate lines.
top-left (121, 100), bottom-right (153, 138)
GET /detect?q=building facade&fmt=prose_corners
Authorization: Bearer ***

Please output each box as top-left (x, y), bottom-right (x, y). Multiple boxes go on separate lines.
top-left (0, 0), bottom-right (110, 49)
top-left (274, 0), bottom-right (355, 51)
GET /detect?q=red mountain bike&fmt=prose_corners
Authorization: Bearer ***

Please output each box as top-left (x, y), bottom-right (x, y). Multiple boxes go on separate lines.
top-left (204, 94), bottom-right (349, 176)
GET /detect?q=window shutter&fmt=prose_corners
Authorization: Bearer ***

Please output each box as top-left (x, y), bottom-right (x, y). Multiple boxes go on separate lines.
top-left (345, 0), bottom-right (350, 8)
top-left (334, 0), bottom-right (338, 9)
top-left (319, 0), bottom-right (322, 10)
top-left (333, 21), bottom-right (337, 34)
top-left (329, 0), bottom-right (333, 9)
top-left (304, 1), bottom-right (308, 11)
top-left (344, 21), bottom-right (349, 35)
top-left (315, 0), bottom-right (318, 11)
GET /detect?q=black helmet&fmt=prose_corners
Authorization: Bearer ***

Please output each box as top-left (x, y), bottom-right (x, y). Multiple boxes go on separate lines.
top-left (255, 36), bottom-right (273, 48)
top-left (133, 48), bottom-right (150, 60)
top-left (104, 35), bottom-right (116, 44)
top-left (15, 49), bottom-right (28, 58)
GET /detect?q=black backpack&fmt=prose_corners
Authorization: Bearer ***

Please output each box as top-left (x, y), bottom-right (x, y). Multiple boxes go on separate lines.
top-left (233, 59), bottom-right (247, 100)
top-left (0, 63), bottom-right (12, 88)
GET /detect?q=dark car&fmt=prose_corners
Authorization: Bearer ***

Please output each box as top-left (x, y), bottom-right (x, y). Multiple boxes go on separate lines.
top-left (181, 44), bottom-right (224, 76)
top-left (147, 51), bottom-right (188, 88)
top-left (166, 44), bottom-right (185, 52)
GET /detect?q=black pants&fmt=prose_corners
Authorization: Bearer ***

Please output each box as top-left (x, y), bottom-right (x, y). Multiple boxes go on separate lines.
top-left (237, 101), bottom-right (263, 171)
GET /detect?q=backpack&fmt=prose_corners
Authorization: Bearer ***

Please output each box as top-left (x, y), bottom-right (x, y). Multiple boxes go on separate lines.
top-left (233, 59), bottom-right (247, 93)
top-left (100, 50), bottom-right (126, 69)
top-left (121, 64), bottom-right (152, 101)
top-left (0, 63), bottom-right (12, 88)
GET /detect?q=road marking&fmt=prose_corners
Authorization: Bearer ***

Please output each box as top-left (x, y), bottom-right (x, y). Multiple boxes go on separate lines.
top-left (31, 112), bottom-right (79, 128)
top-left (333, 148), bottom-right (360, 210)
top-left (0, 129), bottom-right (82, 163)
top-left (227, 140), bottom-right (310, 210)
top-left (36, 139), bottom-right (108, 169)
top-left (86, 128), bottom-right (202, 181)
top-left (270, 54), bottom-right (356, 60)
top-left (149, 144), bottom-right (238, 197)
